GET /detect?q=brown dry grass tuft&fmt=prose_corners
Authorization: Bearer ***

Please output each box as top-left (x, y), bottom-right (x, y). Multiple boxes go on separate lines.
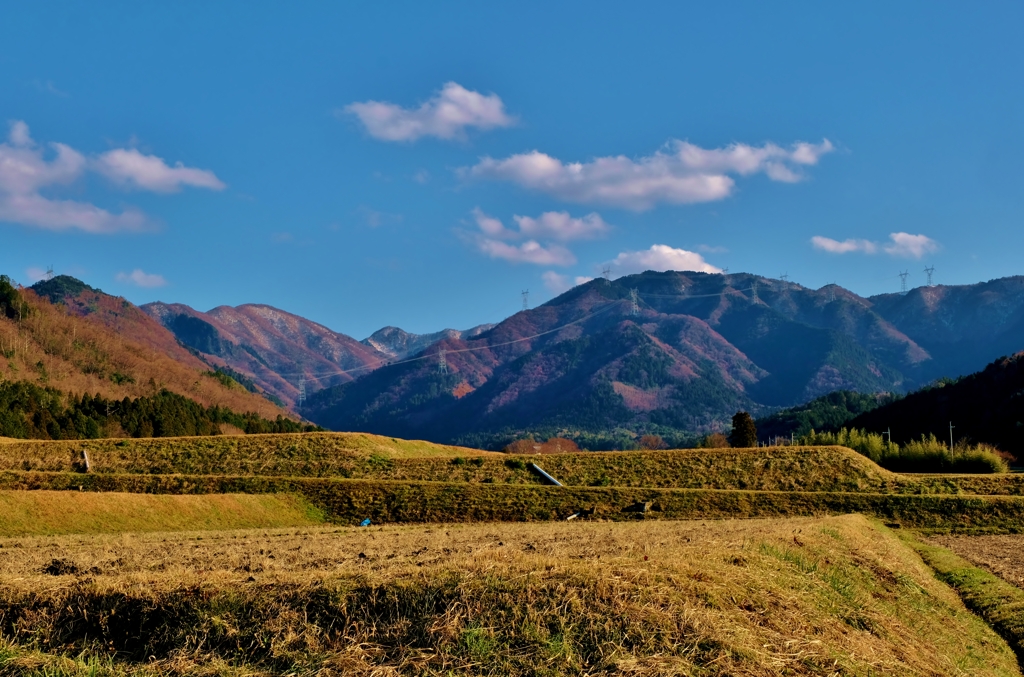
top-left (0, 515), bottom-right (1017, 676)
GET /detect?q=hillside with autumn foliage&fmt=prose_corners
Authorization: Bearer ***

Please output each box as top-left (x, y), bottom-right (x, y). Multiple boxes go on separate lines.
top-left (0, 275), bottom-right (295, 426)
top-left (301, 271), bottom-right (1024, 448)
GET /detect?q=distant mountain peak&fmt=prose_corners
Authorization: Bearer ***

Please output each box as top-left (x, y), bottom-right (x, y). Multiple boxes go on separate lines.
top-left (362, 323), bottom-right (496, 360)
top-left (30, 275), bottom-right (98, 304)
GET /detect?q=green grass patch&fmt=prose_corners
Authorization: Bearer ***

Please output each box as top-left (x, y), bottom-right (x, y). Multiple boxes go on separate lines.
top-left (903, 532), bottom-right (1024, 663)
top-left (0, 491), bottom-right (324, 536)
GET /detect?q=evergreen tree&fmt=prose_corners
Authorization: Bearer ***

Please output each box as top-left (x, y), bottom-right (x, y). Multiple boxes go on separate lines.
top-left (729, 411), bottom-right (757, 448)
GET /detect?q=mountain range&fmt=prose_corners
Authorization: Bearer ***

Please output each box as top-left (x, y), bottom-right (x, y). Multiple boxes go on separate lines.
top-left (10, 270), bottom-right (1024, 449)
top-left (299, 271), bottom-right (1024, 447)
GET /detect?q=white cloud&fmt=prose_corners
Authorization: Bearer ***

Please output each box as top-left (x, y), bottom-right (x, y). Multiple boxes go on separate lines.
top-left (464, 139), bottom-right (833, 210)
top-left (477, 238), bottom-right (576, 266)
top-left (468, 208), bottom-right (607, 267)
top-left (514, 211), bottom-right (609, 241)
top-left (472, 208), bottom-right (609, 242)
top-left (115, 269), bottom-right (167, 287)
top-left (542, 271), bottom-right (595, 295)
top-left (0, 121), bottom-right (223, 233)
top-left (606, 244), bottom-right (722, 277)
top-left (811, 232), bottom-right (939, 259)
top-left (94, 148), bottom-right (225, 193)
top-left (472, 207), bottom-right (516, 238)
top-left (343, 82), bottom-right (515, 142)
top-left (811, 236), bottom-right (878, 254)
top-left (884, 232), bottom-right (940, 259)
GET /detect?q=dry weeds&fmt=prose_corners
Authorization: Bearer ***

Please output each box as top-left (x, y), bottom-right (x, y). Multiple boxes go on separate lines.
top-left (0, 515), bottom-right (1018, 676)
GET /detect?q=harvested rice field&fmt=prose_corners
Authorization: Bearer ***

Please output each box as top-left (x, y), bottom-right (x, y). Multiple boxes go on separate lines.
top-left (0, 514), bottom-right (1018, 676)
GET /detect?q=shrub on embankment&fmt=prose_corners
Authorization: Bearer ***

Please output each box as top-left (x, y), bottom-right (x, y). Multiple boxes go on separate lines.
top-left (3, 471), bottom-right (1024, 530)
top-left (801, 428), bottom-right (1010, 473)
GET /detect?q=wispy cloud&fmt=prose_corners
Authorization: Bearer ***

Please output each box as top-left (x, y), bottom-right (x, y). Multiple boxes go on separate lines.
top-left (115, 269), bottom-right (167, 287)
top-left (466, 208), bottom-right (609, 266)
top-left (0, 121), bottom-right (224, 233)
top-left (94, 148), bottom-right (225, 193)
top-left (696, 244), bottom-right (728, 254)
top-left (343, 82), bottom-right (516, 142)
top-left (542, 271), bottom-right (594, 294)
top-left (25, 267), bottom-right (48, 283)
top-left (811, 232), bottom-right (939, 259)
top-left (32, 80), bottom-right (69, 97)
top-left (477, 238), bottom-right (576, 266)
top-left (464, 139), bottom-right (833, 211)
top-left (605, 244), bottom-right (722, 276)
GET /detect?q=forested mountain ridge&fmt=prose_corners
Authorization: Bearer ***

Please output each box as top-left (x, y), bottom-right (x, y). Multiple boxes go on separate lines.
top-left (143, 301), bottom-right (387, 407)
top-left (300, 271), bottom-right (1024, 447)
top-left (300, 271), bottom-right (953, 447)
top-left (0, 275), bottom-right (293, 423)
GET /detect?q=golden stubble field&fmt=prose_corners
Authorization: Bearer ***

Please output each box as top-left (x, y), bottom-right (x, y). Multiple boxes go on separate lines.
top-left (0, 515), bottom-right (1018, 676)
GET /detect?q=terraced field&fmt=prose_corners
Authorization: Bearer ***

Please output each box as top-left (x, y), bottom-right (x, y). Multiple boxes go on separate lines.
top-left (1, 432), bottom-right (1024, 675)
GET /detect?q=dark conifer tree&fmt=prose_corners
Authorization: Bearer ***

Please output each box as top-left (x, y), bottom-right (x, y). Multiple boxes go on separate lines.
top-left (729, 411), bottom-right (758, 448)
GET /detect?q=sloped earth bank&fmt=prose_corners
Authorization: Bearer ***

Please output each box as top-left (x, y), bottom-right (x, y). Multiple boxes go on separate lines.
top-left (0, 515), bottom-right (1019, 676)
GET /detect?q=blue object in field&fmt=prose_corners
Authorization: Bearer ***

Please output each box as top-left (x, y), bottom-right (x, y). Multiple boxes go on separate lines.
top-left (360, 518), bottom-right (371, 527)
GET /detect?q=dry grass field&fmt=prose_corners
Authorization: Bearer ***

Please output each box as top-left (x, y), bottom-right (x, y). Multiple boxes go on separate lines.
top-left (0, 514), bottom-right (1019, 676)
top-left (0, 491), bottom-right (323, 536)
top-left (929, 533), bottom-right (1024, 586)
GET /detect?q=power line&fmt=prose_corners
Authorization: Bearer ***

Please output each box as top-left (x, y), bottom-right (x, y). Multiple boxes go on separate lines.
top-left (288, 286), bottom-right (758, 383)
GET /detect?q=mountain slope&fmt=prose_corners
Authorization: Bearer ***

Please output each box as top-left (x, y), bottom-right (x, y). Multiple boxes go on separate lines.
top-left (869, 276), bottom-right (1024, 379)
top-left (0, 276), bottom-right (290, 421)
top-left (303, 271), bottom-right (925, 446)
top-left (143, 302), bottom-right (387, 406)
top-left (849, 351), bottom-right (1024, 454)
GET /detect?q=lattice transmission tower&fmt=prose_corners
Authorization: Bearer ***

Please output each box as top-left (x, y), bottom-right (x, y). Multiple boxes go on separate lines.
top-left (924, 266), bottom-right (935, 287)
top-left (899, 271), bottom-right (910, 295)
top-left (630, 288), bottom-right (640, 316)
top-left (521, 290), bottom-right (529, 311)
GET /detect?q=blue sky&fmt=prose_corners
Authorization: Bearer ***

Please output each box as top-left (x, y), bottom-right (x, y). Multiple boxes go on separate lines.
top-left (1, 2), bottom-right (1022, 338)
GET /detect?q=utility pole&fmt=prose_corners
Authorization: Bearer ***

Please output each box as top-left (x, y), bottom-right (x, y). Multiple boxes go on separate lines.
top-left (630, 288), bottom-right (640, 316)
top-left (521, 290), bottom-right (529, 311)
top-left (949, 422), bottom-right (955, 452)
top-left (297, 377), bottom-right (306, 407)
top-left (884, 428), bottom-right (891, 446)
top-left (924, 266), bottom-right (935, 287)
top-left (899, 271), bottom-right (909, 295)
top-left (438, 348), bottom-right (448, 375)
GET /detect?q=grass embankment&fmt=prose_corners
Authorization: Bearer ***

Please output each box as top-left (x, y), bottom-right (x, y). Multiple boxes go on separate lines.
top-left (4, 438), bottom-right (1024, 495)
top-left (0, 432), bottom-right (491, 476)
top-left (903, 533), bottom-right (1024, 663)
top-left (0, 515), bottom-right (1018, 676)
top-left (3, 472), bottom-right (1024, 531)
top-left (0, 491), bottom-right (323, 536)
